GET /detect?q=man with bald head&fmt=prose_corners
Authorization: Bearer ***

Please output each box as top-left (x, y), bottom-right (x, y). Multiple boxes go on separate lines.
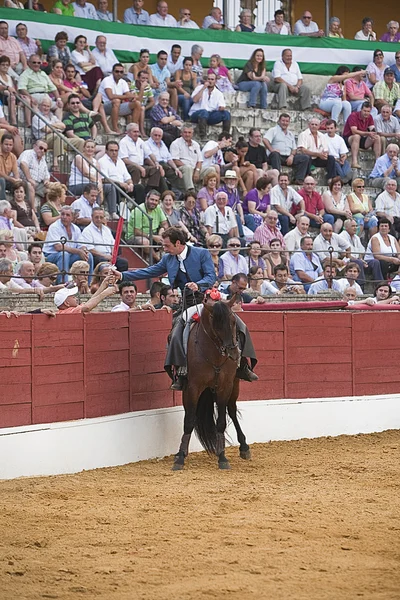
top-left (149, 1), bottom-right (177, 26)
top-left (298, 176), bottom-right (334, 228)
top-left (297, 117), bottom-right (336, 181)
top-left (284, 214), bottom-right (310, 252)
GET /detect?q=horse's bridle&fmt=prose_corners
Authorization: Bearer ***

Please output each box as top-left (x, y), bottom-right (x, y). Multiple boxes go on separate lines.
top-left (200, 317), bottom-right (239, 362)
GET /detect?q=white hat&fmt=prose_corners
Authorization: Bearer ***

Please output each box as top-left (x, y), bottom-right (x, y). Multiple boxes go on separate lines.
top-left (54, 286), bottom-right (78, 308)
top-left (223, 170), bottom-right (238, 179)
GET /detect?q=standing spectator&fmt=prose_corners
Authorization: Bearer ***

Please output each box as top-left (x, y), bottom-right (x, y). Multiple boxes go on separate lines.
top-left (375, 179), bottom-right (400, 237)
top-left (344, 69), bottom-right (375, 113)
top-left (294, 11), bottom-right (324, 37)
top-left (299, 176), bottom-right (334, 228)
top-left (380, 21), bottom-right (400, 42)
top-left (373, 68), bottom-right (400, 115)
top-left (170, 124), bottom-right (202, 191)
top-left (322, 177), bottom-right (352, 233)
top-left (366, 50), bottom-right (388, 90)
top-left (149, 91), bottom-right (182, 148)
top-left (265, 9), bottom-right (291, 35)
top-left (245, 128), bottom-right (279, 184)
top-left (346, 178), bottom-right (378, 237)
top-left (189, 72), bottom-right (231, 138)
top-left (269, 49), bottom-right (311, 110)
top-left (127, 189), bottom-right (167, 261)
top-left (236, 48), bottom-right (269, 110)
top-left (297, 118), bottom-right (336, 182)
top-left (99, 63), bottom-right (141, 135)
top-left (150, 50), bottom-right (176, 107)
top-left (52, 0), bottom-right (75, 15)
top-left (204, 191), bottom-right (238, 245)
top-left (15, 23), bottom-right (43, 62)
top-left (203, 7), bottom-right (224, 30)
top-left (71, 35), bottom-right (103, 95)
top-left (219, 237), bottom-right (248, 279)
top-left (270, 173), bottom-right (304, 234)
top-left (319, 66), bottom-right (353, 124)
top-left (98, 140), bottom-right (138, 218)
top-left (369, 144), bottom-right (400, 189)
top-left (289, 235), bottom-right (323, 291)
top-left (175, 57), bottom-right (196, 120)
top-left (70, 183), bottom-right (100, 228)
top-left (129, 70), bottom-right (155, 137)
top-left (324, 119), bottom-right (352, 183)
top-left (263, 113), bottom-right (310, 185)
top-left (92, 36), bottom-right (118, 77)
top-left (31, 97), bottom-right (66, 171)
top-left (0, 21), bottom-right (26, 74)
top-left (96, 0), bottom-right (114, 21)
top-left (124, 0), bottom-right (149, 25)
top-left (354, 17), bottom-right (376, 41)
top-left (328, 17), bottom-right (344, 38)
top-left (342, 102), bottom-right (381, 169)
top-left (18, 140), bottom-right (50, 205)
top-left (47, 31), bottom-right (72, 70)
top-left (80, 207), bottom-right (128, 271)
top-left (149, 1), bottom-right (177, 27)
top-left (253, 210), bottom-right (286, 249)
top-left (283, 214), bottom-right (310, 253)
top-left (374, 105), bottom-right (400, 152)
top-left (235, 9), bottom-right (255, 33)
top-left (176, 7), bottom-right (198, 28)
top-left (119, 123), bottom-right (163, 193)
top-left (72, 0), bottom-right (99, 19)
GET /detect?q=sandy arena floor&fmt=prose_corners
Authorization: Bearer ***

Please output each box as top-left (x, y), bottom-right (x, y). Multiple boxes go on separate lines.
top-left (1, 430), bottom-right (400, 600)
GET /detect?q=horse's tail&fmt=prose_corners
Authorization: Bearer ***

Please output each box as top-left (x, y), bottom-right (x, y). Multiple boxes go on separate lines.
top-left (194, 389), bottom-right (219, 455)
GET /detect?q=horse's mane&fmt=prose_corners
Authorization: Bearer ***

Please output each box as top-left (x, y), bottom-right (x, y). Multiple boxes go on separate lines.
top-left (211, 301), bottom-right (234, 343)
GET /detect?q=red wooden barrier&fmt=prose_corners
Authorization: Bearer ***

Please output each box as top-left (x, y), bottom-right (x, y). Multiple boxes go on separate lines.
top-left (1, 310), bottom-right (400, 429)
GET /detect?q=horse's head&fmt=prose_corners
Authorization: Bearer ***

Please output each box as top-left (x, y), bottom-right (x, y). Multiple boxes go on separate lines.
top-left (203, 292), bottom-right (239, 360)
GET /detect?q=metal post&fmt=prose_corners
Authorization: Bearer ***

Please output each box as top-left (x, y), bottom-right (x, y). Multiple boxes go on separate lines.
top-left (325, 0), bottom-right (330, 36)
top-left (28, 0), bottom-right (33, 9)
top-left (112, 0), bottom-right (118, 22)
top-left (60, 236), bottom-right (67, 283)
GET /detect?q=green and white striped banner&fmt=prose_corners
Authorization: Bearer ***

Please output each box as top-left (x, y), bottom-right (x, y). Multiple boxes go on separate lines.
top-left (1, 7), bottom-right (399, 75)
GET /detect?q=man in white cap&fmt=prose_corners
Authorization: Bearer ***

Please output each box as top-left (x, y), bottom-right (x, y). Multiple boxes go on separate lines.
top-left (54, 274), bottom-right (117, 313)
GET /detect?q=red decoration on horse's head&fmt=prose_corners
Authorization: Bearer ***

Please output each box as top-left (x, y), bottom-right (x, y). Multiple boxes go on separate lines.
top-left (205, 288), bottom-right (221, 301)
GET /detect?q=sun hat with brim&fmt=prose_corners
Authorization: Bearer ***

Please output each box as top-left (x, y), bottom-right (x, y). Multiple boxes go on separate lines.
top-left (223, 170), bottom-right (238, 179)
top-left (54, 286), bottom-right (78, 308)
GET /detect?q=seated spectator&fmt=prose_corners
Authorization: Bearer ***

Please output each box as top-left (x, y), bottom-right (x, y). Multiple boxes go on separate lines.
top-left (9, 260), bottom-right (45, 299)
top-left (344, 68), bottom-right (376, 115)
top-left (170, 124), bottom-right (202, 191)
top-left (18, 54), bottom-right (63, 120)
top-left (294, 11), bottom-right (324, 37)
top-left (248, 240), bottom-right (267, 277)
top-left (47, 31), bottom-right (72, 69)
top-left (371, 281), bottom-right (400, 303)
top-left (322, 177), bottom-right (352, 233)
top-left (53, 0), bottom-right (75, 16)
top-left (69, 137), bottom-right (105, 199)
top-left (99, 63), bottom-right (140, 136)
top-left (10, 182), bottom-right (40, 231)
top-left (236, 48), bottom-right (269, 110)
top-left (265, 9), bottom-right (291, 35)
top-left (313, 222), bottom-right (350, 268)
top-left (55, 275), bottom-right (118, 314)
top-left (203, 7), bottom-right (224, 30)
top-left (373, 68), bottom-right (400, 115)
top-left (70, 183), bottom-right (100, 228)
top-left (15, 23), bottom-right (43, 63)
top-left (31, 97), bottom-right (66, 171)
top-left (340, 218), bottom-right (381, 283)
top-left (390, 52), bottom-right (400, 83)
top-left (364, 217), bottom-right (400, 279)
top-left (208, 54), bottom-right (235, 95)
top-left (297, 117), bottom-right (336, 182)
top-left (370, 144), bottom-right (400, 189)
top-left (80, 207), bottom-right (128, 271)
top-left (307, 260), bottom-right (342, 294)
top-left (0, 56), bottom-right (18, 127)
top-left (130, 49), bottom-right (155, 88)
top-left (18, 140), bottom-right (50, 204)
top-left (176, 7), bottom-right (199, 29)
top-left (0, 199), bottom-right (13, 230)
top-left (24, 0), bottom-right (45, 9)
top-left (161, 190), bottom-right (189, 234)
top-left (284, 214), bottom-right (310, 253)
top-left (290, 235), bottom-right (323, 291)
top-left (366, 49), bottom-right (388, 90)
top-left (175, 57), bottom-right (196, 120)
top-left (201, 133), bottom-right (241, 187)
top-left (0, 21), bottom-right (27, 74)
top-left (71, 35), bottom-right (103, 96)
top-left (63, 94), bottom-right (104, 149)
top-left (119, 123), bottom-right (163, 193)
top-left (343, 102), bottom-right (381, 169)
top-left (221, 273), bottom-right (253, 304)
top-left (33, 263), bottom-right (65, 293)
top-left (4, 0), bottom-right (24, 8)
top-left (218, 237), bottom-right (248, 280)
top-left (270, 173), bottom-right (304, 234)
top-left (123, 0), bottom-right (149, 25)
top-left (149, 1), bottom-right (177, 27)
top-left (347, 178), bottom-right (378, 237)
top-left (189, 72), bottom-right (230, 138)
top-left (92, 36), bottom-right (118, 76)
top-left (179, 190), bottom-right (208, 246)
top-left (218, 170), bottom-right (245, 238)
top-left (263, 113), bottom-right (310, 185)
top-left (254, 210), bottom-right (285, 250)
top-left (0, 99), bottom-right (23, 156)
top-left (324, 120), bottom-right (352, 183)
top-left (40, 181), bottom-right (66, 228)
top-left (150, 50), bottom-right (177, 108)
top-left (129, 70), bottom-right (155, 136)
top-left (264, 238), bottom-right (288, 280)
top-left (242, 176), bottom-right (272, 232)
top-left (0, 257), bottom-right (17, 291)
top-left (336, 262), bottom-right (363, 295)
top-left (261, 264), bottom-right (303, 295)
top-left (245, 128), bottom-right (279, 184)
top-left (96, 0), bottom-right (113, 21)
top-left (167, 44), bottom-right (184, 78)
top-left (319, 66), bottom-right (353, 125)
top-left (269, 49), bottom-right (311, 110)
top-left (236, 9), bottom-right (255, 32)
top-left (328, 16), bottom-right (344, 38)
top-left (299, 176), bottom-right (334, 228)
top-left (89, 261), bottom-right (112, 294)
top-left (150, 92), bottom-right (182, 148)
top-left (145, 127), bottom-right (187, 194)
top-left (98, 140), bottom-right (138, 219)
top-left (191, 45), bottom-right (204, 85)
top-left (0, 134), bottom-right (21, 200)
top-left (27, 242), bottom-right (43, 273)
top-left (70, 259), bottom-right (90, 293)
top-left (374, 105), bottom-right (400, 151)
top-left (235, 138), bottom-right (259, 191)
top-left (204, 190), bottom-right (238, 246)
top-left (354, 17), bottom-right (376, 41)
top-left (248, 266), bottom-right (264, 297)
top-left (206, 233), bottom-right (223, 276)
top-left (127, 189), bottom-right (168, 261)
top-left (112, 281), bottom-right (156, 312)
top-left (50, 60), bottom-right (88, 108)
top-left (375, 179), bottom-right (400, 237)
top-left (43, 205), bottom-right (93, 281)
top-left (72, 0), bottom-right (99, 20)
top-left (196, 170), bottom-right (217, 211)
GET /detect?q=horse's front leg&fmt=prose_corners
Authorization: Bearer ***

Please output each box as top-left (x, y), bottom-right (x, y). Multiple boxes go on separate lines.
top-left (216, 400), bottom-right (230, 470)
top-left (172, 387), bottom-right (197, 471)
top-left (227, 380), bottom-right (251, 460)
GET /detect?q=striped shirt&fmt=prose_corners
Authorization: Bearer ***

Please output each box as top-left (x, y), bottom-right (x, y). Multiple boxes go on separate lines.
top-left (63, 112), bottom-right (93, 140)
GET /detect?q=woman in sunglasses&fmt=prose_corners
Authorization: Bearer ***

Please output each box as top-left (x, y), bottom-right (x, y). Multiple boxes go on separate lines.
top-left (33, 263), bottom-right (65, 292)
top-left (347, 178), bottom-right (378, 238)
top-left (206, 234), bottom-right (223, 277)
top-left (366, 49), bottom-right (388, 90)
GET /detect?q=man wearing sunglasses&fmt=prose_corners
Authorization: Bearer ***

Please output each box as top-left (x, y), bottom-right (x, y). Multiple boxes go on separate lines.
top-left (18, 54), bottom-right (63, 120)
top-left (18, 140), bottom-right (50, 203)
top-left (177, 8), bottom-right (199, 29)
top-left (99, 63), bottom-right (141, 135)
top-left (294, 12), bottom-right (324, 37)
top-left (219, 237), bottom-right (247, 280)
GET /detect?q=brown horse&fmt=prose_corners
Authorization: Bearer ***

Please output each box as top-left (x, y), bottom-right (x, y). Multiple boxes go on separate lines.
top-left (172, 294), bottom-right (252, 470)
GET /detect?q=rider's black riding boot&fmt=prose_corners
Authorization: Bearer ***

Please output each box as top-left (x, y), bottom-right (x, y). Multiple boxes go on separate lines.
top-left (236, 359), bottom-right (259, 382)
top-left (170, 367), bottom-right (188, 391)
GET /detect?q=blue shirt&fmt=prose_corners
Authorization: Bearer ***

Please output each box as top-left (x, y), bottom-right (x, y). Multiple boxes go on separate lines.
top-left (123, 7), bottom-right (149, 24)
top-left (150, 63), bottom-right (171, 96)
top-left (290, 251), bottom-right (323, 282)
top-left (370, 154), bottom-right (399, 178)
top-left (72, 1), bottom-right (99, 19)
top-left (308, 278), bottom-right (341, 294)
top-left (391, 63), bottom-right (400, 83)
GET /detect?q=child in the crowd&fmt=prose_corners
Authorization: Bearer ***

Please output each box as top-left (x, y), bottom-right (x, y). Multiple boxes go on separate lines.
top-left (208, 54), bottom-right (235, 94)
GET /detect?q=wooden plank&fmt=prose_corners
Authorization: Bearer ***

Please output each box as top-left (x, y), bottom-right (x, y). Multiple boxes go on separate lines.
top-left (85, 391), bottom-right (130, 418)
top-left (286, 312), bottom-right (352, 328)
top-left (355, 382), bottom-right (400, 396)
top-left (0, 331), bottom-right (31, 347)
top-left (286, 363), bottom-right (352, 383)
top-left (34, 345), bottom-right (84, 366)
top-left (0, 403), bottom-right (31, 428)
top-left (130, 393), bottom-right (152, 412)
top-left (353, 351), bottom-right (400, 369)
top-left (86, 350), bottom-right (129, 374)
top-left (253, 365), bottom-right (284, 381)
top-left (286, 381), bottom-right (353, 399)
top-left (129, 351), bottom-right (166, 375)
top-left (129, 310), bottom-right (172, 333)
top-left (254, 350), bottom-right (284, 366)
top-left (86, 328), bottom-right (129, 353)
top-left (85, 312), bottom-right (129, 329)
top-left (240, 311), bottom-right (284, 332)
top-left (33, 363), bottom-right (84, 385)
top-left (286, 327), bottom-right (352, 347)
top-left (352, 312), bottom-right (400, 332)
top-left (32, 381), bottom-right (85, 407)
top-left (239, 379), bottom-right (284, 401)
top-left (286, 346), bottom-right (352, 365)
top-left (354, 366), bottom-right (400, 385)
top-left (86, 372), bottom-right (129, 394)
top-left (173, 391), bottom-right (182, 406)
top-left (0, 314), bottom-right (31, 330)
top-left (130, 330), bottom-right (170, 354)
top-left (0, 347), bottom-right (31, 367)
top-left (0, 365), bottom-right (31, 384)
top-left (150, 393), bottom-right (174, 409)
top-left (131, 371), bottom-right (172, 394)
top-left (0, 384), bottom-right (31, 405)
top-left (34, 329), bottom-right (83, 347)
top-left (248, 331), bottom-right (284, 351)
top-left (353, 330), bottom-right (400, 350)
top-left (33, 402), bottom-right (84, 424)
top-left (32, 314), bottom-right (83, 331)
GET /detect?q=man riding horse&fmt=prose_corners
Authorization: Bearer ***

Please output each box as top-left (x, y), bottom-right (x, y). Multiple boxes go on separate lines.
top-left (116, 226), bottom-right (258, 389)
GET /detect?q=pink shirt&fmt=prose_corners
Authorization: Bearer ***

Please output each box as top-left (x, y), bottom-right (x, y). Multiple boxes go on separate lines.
top-left (344, 78), bottom-right (372, 100)
top-left (253, 224), bottom-right (286, 248)
top-left (0, 36), bottom-right (22, 68)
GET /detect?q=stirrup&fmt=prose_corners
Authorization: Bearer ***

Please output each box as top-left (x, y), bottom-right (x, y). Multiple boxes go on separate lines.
top-left (170, 375), bottom-right (186, 391)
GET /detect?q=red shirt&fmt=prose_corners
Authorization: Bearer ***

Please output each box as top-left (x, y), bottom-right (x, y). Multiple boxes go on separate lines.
top-left (298, 189), bottom-right (324, 216)
top-left (343, 112), bottom-right (374, 138)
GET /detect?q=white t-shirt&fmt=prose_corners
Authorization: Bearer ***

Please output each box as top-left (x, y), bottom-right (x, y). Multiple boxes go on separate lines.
top-left (99, 75), bottom-right (129, 104)
top-left (293, 19), bottom-right (319, 35)
top-left (204, 204), bottom-right (236, 234)
top-left (272, 59), bottom-right (302, 86)
top-left (201, 140), bottom-right (224, 169)
top-left (324, 133), bottom-right (348, 159)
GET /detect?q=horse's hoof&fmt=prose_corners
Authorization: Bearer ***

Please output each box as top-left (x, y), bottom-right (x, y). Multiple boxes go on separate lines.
top-left (172, 462), bottom-right (184, 471)
top-left (218, 461), bottom-right (231, 470)
top-left (240, 449), bottom-right (252, 460)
